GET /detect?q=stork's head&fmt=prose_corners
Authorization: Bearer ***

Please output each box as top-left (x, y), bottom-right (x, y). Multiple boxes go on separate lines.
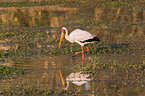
top-left (62, 27), bottom-right (67, 33)
top-left (59, 27), bottom-right (67, 49)
top-left (59, 70), bottom-right (69, 90)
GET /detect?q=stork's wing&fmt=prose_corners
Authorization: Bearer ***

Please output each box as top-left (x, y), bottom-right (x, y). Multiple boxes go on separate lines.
top-left (69, 29), bottom-right (95, 42)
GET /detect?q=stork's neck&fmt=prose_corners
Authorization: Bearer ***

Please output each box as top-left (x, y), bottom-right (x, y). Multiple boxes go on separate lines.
top-left (64, 80), bottom-right (69, 90)
top-left (64, 28), bottom-right (71, 42)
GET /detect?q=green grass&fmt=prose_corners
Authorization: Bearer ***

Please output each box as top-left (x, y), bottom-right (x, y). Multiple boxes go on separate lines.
top-left (0, 87), bottom-right (91, 95)
top-left (0, 26), bottom-right (144, 61)
top-left (0, 0), bottom-right (144, 8)
top-left (72, 57), bottom-right (145, 72)
top-left (0, 65), bottom-right (26, 79)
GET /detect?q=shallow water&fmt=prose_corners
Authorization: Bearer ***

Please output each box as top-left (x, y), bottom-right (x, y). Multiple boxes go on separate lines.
top-left (0, 56), bottom-right (73, 90)
top-left (1, 54), bottom-right (144, 95)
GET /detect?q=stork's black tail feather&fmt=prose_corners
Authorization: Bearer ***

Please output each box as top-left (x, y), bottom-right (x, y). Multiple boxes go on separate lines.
top-left (81, 36), bottom-right (100, 43)
top-left (93, 36), bottom-right (100, 42)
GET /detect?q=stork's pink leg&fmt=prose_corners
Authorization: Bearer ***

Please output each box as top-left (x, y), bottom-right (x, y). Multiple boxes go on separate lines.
top-left (81, 46), bottom-right (84, 66)
top-left (72, 46), bottom-right (89, 67)
top-left (72, 46), bottom-right (89, 56)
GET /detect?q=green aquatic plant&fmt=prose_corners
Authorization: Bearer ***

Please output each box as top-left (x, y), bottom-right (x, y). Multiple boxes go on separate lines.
top-left (71, 56), bottom-right (145, 73)
top-left (0, 85), bottom-right (85, 95)
top-left (0, 65), bottom-right (26, 79)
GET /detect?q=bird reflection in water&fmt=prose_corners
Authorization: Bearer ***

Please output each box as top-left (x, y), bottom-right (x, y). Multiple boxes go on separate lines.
top-left (59, 70), bottom-right (93, 90)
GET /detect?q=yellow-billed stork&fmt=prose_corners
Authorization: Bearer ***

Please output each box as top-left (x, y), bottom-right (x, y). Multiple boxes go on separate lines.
top-left (59, 27), bottom-right (100, 66)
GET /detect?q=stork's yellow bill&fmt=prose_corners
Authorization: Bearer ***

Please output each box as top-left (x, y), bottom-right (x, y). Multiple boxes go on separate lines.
top-left (59, 32), bottom-right (65, 49)
top-left (59, 70), bottom-right (67, 88)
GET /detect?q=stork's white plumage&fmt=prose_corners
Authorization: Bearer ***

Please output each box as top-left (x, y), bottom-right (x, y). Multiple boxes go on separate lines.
top-left (59, 70), bottom-right (93, 90)
top-left (59, 27), bottom-right (100, 66)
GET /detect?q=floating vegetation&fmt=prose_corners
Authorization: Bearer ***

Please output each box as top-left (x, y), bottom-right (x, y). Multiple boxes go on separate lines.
top-left (69, 56), bottom-right (145, 91)
top-left (72, 57), bottom-right (145, 72)
top-left (0, 65), bottom-right (26, 79)
top-left (0, 87), bottom-right (89, 95)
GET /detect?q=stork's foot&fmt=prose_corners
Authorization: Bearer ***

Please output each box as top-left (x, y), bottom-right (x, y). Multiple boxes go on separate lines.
top-left (72, 52), bottom-right (82, 57)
